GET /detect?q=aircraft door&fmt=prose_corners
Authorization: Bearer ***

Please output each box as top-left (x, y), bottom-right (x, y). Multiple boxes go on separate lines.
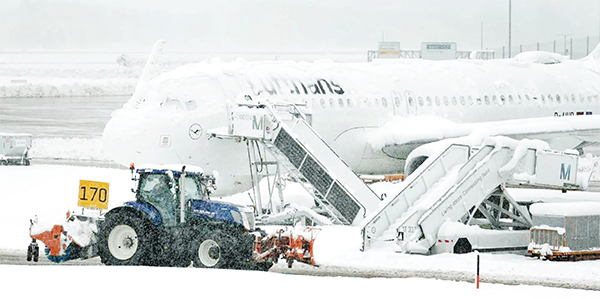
top-left (404, 91), bottom-right (417, 115)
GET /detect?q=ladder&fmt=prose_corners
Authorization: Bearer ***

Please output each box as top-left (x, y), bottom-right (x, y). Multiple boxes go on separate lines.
top-left (361, 141), bottom-right (586, 253)
top-left (360, 144), bottom-right (470, 250)
top-left (223, 100), bottom-right (381, 225)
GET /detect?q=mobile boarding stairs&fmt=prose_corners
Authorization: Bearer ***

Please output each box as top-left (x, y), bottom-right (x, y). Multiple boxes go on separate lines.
top-left (213, 97), bottom-right (589, 254)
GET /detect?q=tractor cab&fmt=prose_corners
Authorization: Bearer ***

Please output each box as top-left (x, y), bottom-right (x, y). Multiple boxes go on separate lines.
top-left (132, 164), bottom-right (215, 226)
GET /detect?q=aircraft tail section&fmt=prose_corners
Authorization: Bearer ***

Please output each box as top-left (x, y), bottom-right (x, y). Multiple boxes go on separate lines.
top-left (130, 39), bottom-right (166, 107)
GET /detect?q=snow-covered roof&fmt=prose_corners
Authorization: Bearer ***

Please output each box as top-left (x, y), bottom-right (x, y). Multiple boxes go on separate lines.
top-left (530, 202), bottom-right (600, 217)
top-left (513, 51), bottom-right (569, 64)
top-left (135, 164), bottom-right (205, 176)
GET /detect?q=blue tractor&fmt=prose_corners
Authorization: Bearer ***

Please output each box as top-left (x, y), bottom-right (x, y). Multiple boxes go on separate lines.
top-left (27, 164), bottom-right (270, 270)
top-left (97, 164), bottom-right (269, 269)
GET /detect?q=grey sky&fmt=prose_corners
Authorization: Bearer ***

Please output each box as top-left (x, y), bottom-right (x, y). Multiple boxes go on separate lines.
top-left (1, 0), bottom-right (599, 52)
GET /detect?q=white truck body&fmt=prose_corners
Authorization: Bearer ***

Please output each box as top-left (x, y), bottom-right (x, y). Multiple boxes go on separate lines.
top-left (1, 133), bottom-right (32, 165)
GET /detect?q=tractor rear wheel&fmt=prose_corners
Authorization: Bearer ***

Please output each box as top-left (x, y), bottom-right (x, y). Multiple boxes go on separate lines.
top-left (99, 210), bottom-right (155, 266)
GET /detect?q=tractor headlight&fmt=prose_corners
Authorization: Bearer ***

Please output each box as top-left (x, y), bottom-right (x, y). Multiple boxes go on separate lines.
top-left (231, 210), bottom-right (254, 231)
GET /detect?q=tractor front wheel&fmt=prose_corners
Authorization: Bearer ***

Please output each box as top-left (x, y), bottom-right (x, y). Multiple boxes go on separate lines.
top-left (192, 234), bottom-right (225, 268)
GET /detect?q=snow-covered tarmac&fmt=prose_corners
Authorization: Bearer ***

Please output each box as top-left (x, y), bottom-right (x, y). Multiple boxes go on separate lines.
top-left (0, 164), bottom-right (599, 297)
top-left (1, 53), bottom-right (599, 297)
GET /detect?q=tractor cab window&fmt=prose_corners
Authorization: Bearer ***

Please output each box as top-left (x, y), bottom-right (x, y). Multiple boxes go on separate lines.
top-left (183, 176), bottom-right (207, 200)
top-left (139, 174), bottom-right (178, 226)
top-left (140, 174), bottom-right (174, 202)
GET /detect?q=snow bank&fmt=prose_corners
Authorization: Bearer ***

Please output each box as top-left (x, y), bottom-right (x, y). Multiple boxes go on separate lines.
top-left (0, 64), bottom-right (141, 97)
top-left (530, 202), bottom-right (600, 217)
top-left (513, 51), bottom-right (570, 64)
top-left (30, 137), bottom-right (110, 160)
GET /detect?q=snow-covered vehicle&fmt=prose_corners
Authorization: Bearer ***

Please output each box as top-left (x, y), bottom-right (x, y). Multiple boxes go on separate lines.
top-left (29, 164), bottom-right (277, 269)
top-left (1, 133), bottom-right (32, 165)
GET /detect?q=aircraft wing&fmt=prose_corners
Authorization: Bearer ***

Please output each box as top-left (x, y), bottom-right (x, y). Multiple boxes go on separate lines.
top-left (371, 115), bottom-right (600, 159)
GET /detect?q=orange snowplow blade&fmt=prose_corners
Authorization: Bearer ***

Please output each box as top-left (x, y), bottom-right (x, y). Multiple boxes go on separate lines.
top-left (30, 225), bottom-right (65, 257)
top-left (254, 227), bottom-right (321, 268)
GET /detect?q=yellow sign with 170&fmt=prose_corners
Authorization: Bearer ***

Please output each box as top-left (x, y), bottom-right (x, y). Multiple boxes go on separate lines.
top-left (78, 180), bottom-right (109, 210)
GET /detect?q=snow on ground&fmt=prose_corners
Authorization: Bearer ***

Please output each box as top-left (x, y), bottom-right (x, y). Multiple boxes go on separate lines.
top-left (1, 164), bottom-right (600, 295)
top-left (0, 63), bottom-right (140, 97)
top-left (2, 52), bottom-right (600, 296)
top-left (3, 264), bottom-right (596, 299)
top-left (30, 138), bottom-right (110, 160)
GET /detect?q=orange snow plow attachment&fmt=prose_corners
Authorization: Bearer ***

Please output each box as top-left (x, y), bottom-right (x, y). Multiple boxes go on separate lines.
top-left (254, 227), bottom-right (321, 268)
top-left (28, 212), bottom-right (99, 263)
top-left (30, 224), bottom-right (65, 257)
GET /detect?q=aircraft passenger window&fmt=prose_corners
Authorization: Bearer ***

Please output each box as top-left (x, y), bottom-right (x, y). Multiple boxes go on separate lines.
top-left (541, 95), bottom-right (545, 104)
top-left (580, 94), bottom-right (585, 103)
top-left (468, 95), bottom-right (474, 105)
top-left (571, 94), bottom-right (576, 103)
top-left (459, 96), bottom-right (465, 105)
top-left (320, 98), bottom-right (326, 108)
top-left (525, 94), bottom-right (531, 102)
top-left (492, 95), bottom-right (498, 105)
top-left (374, 98), bottom-right (379, 107)
top-left (426, 96), bottom-right (432, 106)
top-left (476, 97), bottom-right (482, 105)
top-left (338, 98), bottom-right (344, 108)
top-left (595, 95), bottom-right (599, 103)
top-left (517, 95), bottom-right (522, 104)
top-left (408, 97), bottom-right (414, 106)
top-left (311, 99), bottom-right (317, 108)
top-left (556, 95), bottom-right (560, 104)
top-left (329, 98), bottom-right (335, 107)
top-left (382, 97), bottom-right (388, 107)
top-left (452, 96), bottom-right (457, 105)
top-left (548, 95), bottom-right (553, 103)
top-left (347, 99), bottom-right (353, 107)
top-left (564, 94), bottom-right (569, 104)
top-left (443, 96), bottom-right (449, 106)
top-left (394, 96), bottom-right (401, 107)
top-left (484, 95), bottom-right (490, 105)
top-left (500, 95), bottom-right (506, 105)
top-left (434, 96), bottom-right (440, 106)
top-left (588, 95), bottom-right (592, 103)
top-left (418, 97), bottom-right (424, 106)
top-left (508, 95), bottom-right (513, 104)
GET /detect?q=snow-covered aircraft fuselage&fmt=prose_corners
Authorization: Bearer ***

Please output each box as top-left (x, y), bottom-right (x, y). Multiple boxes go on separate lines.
top-left (103, 44), bottom-right (600, 196)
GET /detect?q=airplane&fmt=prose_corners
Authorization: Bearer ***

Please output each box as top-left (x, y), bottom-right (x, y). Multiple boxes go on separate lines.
top-left (102, 40), bottom-right (600, 197)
